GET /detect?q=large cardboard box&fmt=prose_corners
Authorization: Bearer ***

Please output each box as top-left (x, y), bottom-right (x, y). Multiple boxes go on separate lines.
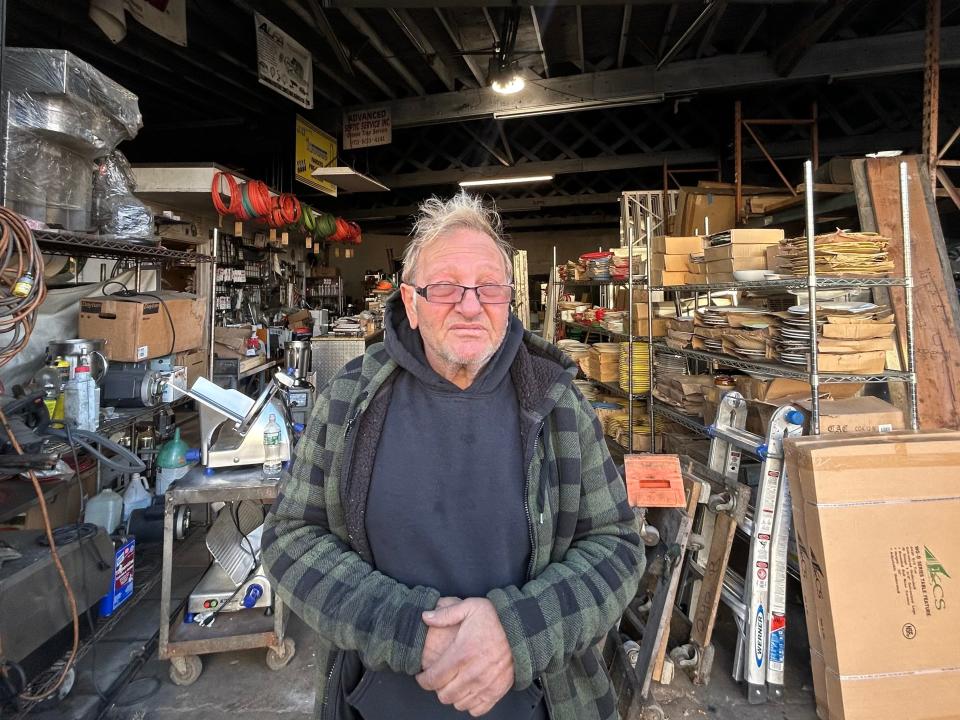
top-left (651, 236), bottom-right (703, 255)
top-left (704, 243), bottom-right (772, 261)
top-left (633, 302), bottom-right (676, 318)
top-left (78, 292), bottom-right (204, 362)
top-left (632, 317), bottom-right (668, 337)
top-left (765, 245), bottom-right (785, 274)
top-left (817, 351), bottom-right (886, 374)
top-left (175, 349), bottom-right (208, 387)
top-left (798, 396), bottom-right (904, 435)
top-left (705, 257), bottom-right (766, 274)
top-left (705, 272), bottom-right (734, 283)
top-left (785, 431), bottom-right (960, 720)
top-left (705, 228), bottom-right (784, 245)
top-left (650, 254), bottom-right (691, 272)
top-left (650, 269), bottom-right (686, 287)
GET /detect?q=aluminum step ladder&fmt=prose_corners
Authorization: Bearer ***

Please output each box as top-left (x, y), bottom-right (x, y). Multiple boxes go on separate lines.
top-left (673, 391), bottom-right (804, 704)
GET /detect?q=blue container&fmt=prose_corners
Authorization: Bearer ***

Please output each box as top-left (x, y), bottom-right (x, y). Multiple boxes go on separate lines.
top-left (100, 537), bottom-right (135, 617)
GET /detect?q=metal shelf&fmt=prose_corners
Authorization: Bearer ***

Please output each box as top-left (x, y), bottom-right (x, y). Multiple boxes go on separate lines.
top-left (652, 401), bottom-right (711, 436)
top-left (34, 229), bottom-right (212, 263)
top-left (651, 341), bottom-right (913, 383)
top-left (650, 276), bottom-right (909, 292)
top-left (559, 277), bottom-right (647, 286)
top-left (42, 398), bottom-right (191, 455)
top-left (562, 320), bottom-right (630, 341)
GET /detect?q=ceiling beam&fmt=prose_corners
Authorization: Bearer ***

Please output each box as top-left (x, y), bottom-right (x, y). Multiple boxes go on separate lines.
top-left (737, 7), bottom-right (767, 53)
top-left (657, 0), bottom-right (723, 69)
top-left (324, 1), bottom-right (827, 6)
top-left (378, 130), bottom-right (921, 189)
top-left (618, 5), bottom-right (633, 68)
top-left (339, 8), bottom-right (426, 95)
top-left (657, 3), bottom-right (680, 58)
top-left (388, 8), bottom-right (457, 92)
top-left (384, 149), bottom-right (719, 188)
top-left (696, 0), bottom-right (728, 58)
top-left (497, 121), bottom-right (516, 165)
top-left (773, 0), bottom-right (852, 76)
top-left (460, 124), bottom-right (513, 167)
top-left (274, 0), bottom-right (396, 99)
top-left (304, 0), bottom-right (355, 78)
top-left (349, 192), bottom-right (624, 220)
top-left (341, 28), bottom-right (960, 128)
top-left (435, 7), bottom-right (488, 87)
top-left (576, 5), bottom-right (586, 71)
top-left (530, 7), bottom-right (550, 77)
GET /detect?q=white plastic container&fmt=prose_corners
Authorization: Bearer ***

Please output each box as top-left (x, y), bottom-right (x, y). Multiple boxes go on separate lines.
top-left (64, 365), bottom-right (97, 431)
top-left (84, 488), bottom-right (123, 534)
top-left (122, 474), bottom-right (152, 522)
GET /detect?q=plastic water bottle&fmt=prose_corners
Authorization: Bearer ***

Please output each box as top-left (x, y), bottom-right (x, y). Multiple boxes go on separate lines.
top-left (262, 414), bottom-right (282, 477)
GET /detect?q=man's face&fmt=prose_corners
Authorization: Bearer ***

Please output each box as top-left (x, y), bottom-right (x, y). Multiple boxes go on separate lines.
top-left (400, 228), bottom-right (511, 370)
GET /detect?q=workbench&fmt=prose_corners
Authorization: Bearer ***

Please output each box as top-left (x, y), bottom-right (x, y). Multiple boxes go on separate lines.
top-left (158, 465), bottom-right (294, 685)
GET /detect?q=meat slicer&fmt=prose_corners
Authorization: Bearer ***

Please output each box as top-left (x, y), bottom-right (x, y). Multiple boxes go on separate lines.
top-left (179, 374), bottom-right (292, 469)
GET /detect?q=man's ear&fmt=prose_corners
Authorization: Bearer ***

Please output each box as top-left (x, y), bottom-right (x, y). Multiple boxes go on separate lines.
top-left (399, 283), bottom-right (420, 329)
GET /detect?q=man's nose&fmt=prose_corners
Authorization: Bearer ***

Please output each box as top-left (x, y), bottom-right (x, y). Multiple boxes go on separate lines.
top-left (456, 287), bottom-right (484, 314)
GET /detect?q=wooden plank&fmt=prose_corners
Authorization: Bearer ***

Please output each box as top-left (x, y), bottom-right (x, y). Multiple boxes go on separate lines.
top-left (862, 156), bottom-right (960, 429)
top-left (633, 504), bottom-right (694, 700)
top-left (651, 478), bottom-right (701, 683)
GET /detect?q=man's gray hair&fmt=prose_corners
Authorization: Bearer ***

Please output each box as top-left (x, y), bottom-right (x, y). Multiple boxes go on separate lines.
top-left (401, 192), bottom-right (514, 284)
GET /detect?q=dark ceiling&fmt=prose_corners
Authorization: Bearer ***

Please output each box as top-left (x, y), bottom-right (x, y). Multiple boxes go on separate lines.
top-left (6, 0), bottom-right (960, 231)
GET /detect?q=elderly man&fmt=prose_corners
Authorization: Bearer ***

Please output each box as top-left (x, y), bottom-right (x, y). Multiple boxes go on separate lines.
top-left (262, 193), bottom-right (643, 720)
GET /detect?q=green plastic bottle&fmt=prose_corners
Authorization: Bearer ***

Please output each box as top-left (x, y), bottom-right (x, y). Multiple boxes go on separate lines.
top-left (156, 428), bottom-right (190, 495)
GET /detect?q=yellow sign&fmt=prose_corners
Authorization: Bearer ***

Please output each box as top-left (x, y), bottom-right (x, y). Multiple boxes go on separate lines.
top-left (295, 115), bottom-right (337, 196)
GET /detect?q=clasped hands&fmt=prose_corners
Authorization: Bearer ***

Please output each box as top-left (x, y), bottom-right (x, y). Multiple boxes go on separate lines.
top-left (416, 596), bottom-right (515, 717)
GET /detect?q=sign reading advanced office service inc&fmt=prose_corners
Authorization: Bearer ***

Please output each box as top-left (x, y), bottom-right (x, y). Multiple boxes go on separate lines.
top-left (342, 107), bottom-right (391, 150)
top-left (295, 115), bottom-right (337, 197)
top-left (255, 13), bottom-right (313, 109)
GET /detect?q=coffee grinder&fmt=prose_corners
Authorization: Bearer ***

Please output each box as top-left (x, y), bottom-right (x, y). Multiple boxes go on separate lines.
top-left (283, 341), bottom-right (314, 426)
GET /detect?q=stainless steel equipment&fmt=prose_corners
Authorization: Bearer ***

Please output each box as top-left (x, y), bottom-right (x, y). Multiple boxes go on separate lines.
top-left (311, 337), bottom-right (365, 390)
top-left (0, 528), bottom-right (113, 663)
top-left (284, 340), bottom-right (312, 383)
top-left (180, 376), bottom-right (292, 470)
top-left (187, 562), bottom-right (272, 615)
top-left (46, 338), bottom-right (109, 385)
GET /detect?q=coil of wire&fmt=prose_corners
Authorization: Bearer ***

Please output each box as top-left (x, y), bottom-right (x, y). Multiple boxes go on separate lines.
top-left (0, 207), bottom-right (47, 369)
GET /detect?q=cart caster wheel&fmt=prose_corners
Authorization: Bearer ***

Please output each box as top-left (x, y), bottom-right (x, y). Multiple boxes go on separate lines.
top-left (169, 655), bottom-right (202, 686)
top-left (641, 703), bottom-right (665, 720)
top-left (266, 638), bottom-right (296, 671)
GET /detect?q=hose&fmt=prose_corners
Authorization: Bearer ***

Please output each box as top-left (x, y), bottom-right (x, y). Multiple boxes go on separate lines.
top-left (43, 425), bottom-right (145, 473)
top-left (0, 206), bottom-right (47, 369)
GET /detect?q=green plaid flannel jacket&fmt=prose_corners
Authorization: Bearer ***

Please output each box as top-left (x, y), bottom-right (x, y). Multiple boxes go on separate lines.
top-left (262, 330), bottom-right (643, 720)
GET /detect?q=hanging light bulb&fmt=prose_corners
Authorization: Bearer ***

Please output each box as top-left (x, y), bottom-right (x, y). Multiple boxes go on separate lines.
top-left (490, 62), bottom-right (524, 95)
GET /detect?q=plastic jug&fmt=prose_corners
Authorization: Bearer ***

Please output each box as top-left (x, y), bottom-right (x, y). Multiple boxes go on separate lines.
top-left (84, 489), bottom-right (123, 534)
top-left (122, 474), bottom-right (152, 522)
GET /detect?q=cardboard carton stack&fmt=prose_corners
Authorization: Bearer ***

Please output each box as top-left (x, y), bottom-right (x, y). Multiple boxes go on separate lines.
top-left (817, 310), bottom-right (897, 374)
top-left (703, 228), bottom-right (784, 283)
top-left (584, 344), bottom-right (620, 384)
top-left (785, 431), bottom-right (960, 720)
top-left (631, 301), bottom-right (675, 338)
top-left (650, 236), bottom-right (703, 287)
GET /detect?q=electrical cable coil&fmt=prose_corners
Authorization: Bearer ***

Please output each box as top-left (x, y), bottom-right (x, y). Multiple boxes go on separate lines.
top-left (0, 207), bottom-right (47, 370)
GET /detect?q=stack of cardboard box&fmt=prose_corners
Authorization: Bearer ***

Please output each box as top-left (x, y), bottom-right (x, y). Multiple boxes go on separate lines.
top-left (785, 430), bottom-right (960, 720)
top-left (650, 236), bottom-right (703, 286)
top-left (702, 229), bottom-right (784, 283)
top-left (631, 301), bottom-right (675, 338)
top-left (584, 346), bottom-right (619, 384)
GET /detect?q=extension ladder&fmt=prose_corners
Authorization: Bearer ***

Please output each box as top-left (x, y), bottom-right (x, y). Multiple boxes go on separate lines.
top-left (672, 391), bottom-right (804, 703)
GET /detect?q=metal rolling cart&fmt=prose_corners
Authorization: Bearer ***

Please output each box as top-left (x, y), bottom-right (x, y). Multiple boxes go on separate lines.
top-left (158, 466), bottom-right (295, 686)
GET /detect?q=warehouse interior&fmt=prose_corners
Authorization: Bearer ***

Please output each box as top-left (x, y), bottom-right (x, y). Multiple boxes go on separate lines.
top-left (0, 1), bottom-right (958, 719)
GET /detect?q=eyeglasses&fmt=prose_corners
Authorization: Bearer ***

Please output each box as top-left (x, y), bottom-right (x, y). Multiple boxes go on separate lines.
top-left (411, 283), bottom-right (514, 304)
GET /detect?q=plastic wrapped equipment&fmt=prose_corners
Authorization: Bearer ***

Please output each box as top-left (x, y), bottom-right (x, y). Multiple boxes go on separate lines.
top-left (2, 48), bottom-right (142, 230)
top-left (93, 152), bottom-right (153, 237)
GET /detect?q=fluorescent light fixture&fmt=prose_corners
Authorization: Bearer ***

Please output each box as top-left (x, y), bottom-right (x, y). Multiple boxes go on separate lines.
top-left (459, 175), bottom-right (554, 188)
top-left (493, 93), bottom-right (665, 120)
